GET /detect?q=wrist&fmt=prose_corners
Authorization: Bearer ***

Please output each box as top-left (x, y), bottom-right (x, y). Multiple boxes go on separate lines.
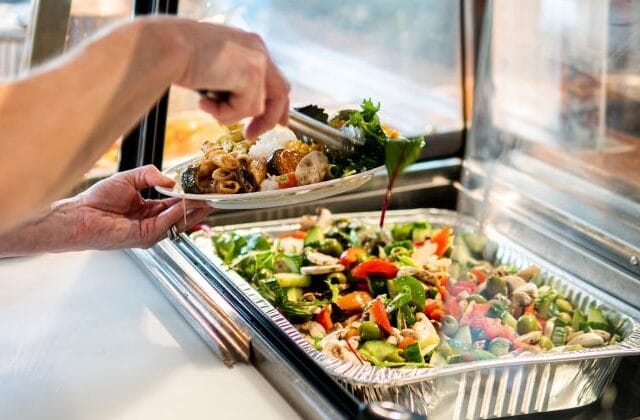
top-left (132, 16), bottom-right (192, 86)
top-left (0, 198), bottom-right (83, 257)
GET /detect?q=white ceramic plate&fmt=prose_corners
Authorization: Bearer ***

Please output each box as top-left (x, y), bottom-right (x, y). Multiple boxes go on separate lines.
top-left (155, 157), bottom-right (384, 209)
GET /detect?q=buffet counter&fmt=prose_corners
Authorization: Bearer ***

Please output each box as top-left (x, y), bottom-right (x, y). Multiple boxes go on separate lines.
top-left (0, 250), bottom-right (298, 420)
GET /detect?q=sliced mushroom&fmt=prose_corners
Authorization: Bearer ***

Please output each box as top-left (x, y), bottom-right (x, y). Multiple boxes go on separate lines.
top-left (590, 329), bottom-right (612, 342)
top-left (567, 332), bottom-right (605, 347)
top-left (299, 321), bottom-right (326, 338)
top-left (295, 151), bottom-right (329, 185)
top-left (511, 291), bottom-right (534, 308)
top-left (566, 330), bottom-right (585, 342)
top-left (299, 208), bottom-right (333, 231)
top-left (305, 250), bottom-right (340, 266)
top-left (411, 270), bottom-right (440, 286)
top-left (300, 264), bottom-right (345, 275)
top-left (511, 283), bottom-right (539, 307)
top-left (516, 265), bottom-right (541, 282)
top-left (504, 275), bottom-right (527, 294)
top-left (514, 331), bottom-right (542, 344)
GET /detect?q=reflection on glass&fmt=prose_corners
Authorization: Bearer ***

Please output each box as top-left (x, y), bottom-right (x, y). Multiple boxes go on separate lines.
top-left (0, 0), bottom-right (30, 79)
top-left (164, 0), bottom-right (463, 170)
top-left (64, 0), bottom-right (132, 181)
top-left (464, 0), bottom-right (640, 249)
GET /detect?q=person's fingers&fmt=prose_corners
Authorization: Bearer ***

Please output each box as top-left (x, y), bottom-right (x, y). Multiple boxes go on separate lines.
top-left (244, 60), bottom-right (290, 139)
top-left (140, 200), bottom-right (212, 246)
top-left (198, 45), bottom-right (267, 125)
top-left (119, 165), bottom-right (175, 191)
top-left (175, 207), bottom-right (214, 231)
top-left (138, 197), bottom-right (182, 218)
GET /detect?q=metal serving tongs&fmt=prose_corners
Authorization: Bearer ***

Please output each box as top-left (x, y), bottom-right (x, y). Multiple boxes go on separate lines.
top-left (288, 108), bottom-right (365, 157)
top-left (198, 89), bottom-right (363, 156)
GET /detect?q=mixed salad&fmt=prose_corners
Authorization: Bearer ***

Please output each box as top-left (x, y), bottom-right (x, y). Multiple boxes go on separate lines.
top-left (192, 209), bottom-right (623, 368)
top-left (180, 99), bottom-right (423, 195)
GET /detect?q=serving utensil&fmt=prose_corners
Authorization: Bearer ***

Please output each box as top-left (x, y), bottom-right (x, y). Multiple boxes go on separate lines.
top-left (287, 108), bottom-right (364, 156)
top-left (197, 89), bottom-right (362, 156)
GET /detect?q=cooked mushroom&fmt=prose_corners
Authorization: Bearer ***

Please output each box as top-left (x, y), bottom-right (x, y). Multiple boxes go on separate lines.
top-left (514, 331), bottom-right (542, 344)
top-left (305, 250), bottom-right (340, 266)
top-left (591, 329), bottom-right (612, 342)
top-left (299, 321), bottom-right (326, 338)
top-left (504, 275), bottom-right (527, 294)
top-left (299, 208), bottom-right (333, 232)
top-left (516, 265), bottom-right (541, 282)
top-left (300, 264), bottom-right (345, 275)
top-left (567, 332), bottom-right (605, 347)
top-left (295, 151), bottom-right (329, 185)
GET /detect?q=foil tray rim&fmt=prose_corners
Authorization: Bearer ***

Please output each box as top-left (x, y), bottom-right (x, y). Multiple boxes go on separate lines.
top-left (193, 208), bottom-right (640, 387)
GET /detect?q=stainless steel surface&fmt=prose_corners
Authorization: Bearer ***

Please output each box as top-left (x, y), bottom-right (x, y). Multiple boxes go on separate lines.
top-left (288, 108), bottom-right (360, 155)
top-left (129, 245), bottom-right (355, 420)
top-left (170, 209), bottom-right (640, 419)
top-left (127, 242), bottom-right (250, 366)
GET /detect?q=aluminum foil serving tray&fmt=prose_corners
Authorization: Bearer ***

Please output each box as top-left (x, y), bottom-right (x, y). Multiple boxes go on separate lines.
top-left (185, 209), bottom-right (640, 419)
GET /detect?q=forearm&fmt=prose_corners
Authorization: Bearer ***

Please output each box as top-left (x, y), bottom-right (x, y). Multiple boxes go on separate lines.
top-left (0, 17), bottom-right (189, 231)
top-left (0, 199), bottom-right (84, 258)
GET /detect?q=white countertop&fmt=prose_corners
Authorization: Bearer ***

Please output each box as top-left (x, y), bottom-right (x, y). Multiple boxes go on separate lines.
top-left (0, 250), bottom-right (299, 420)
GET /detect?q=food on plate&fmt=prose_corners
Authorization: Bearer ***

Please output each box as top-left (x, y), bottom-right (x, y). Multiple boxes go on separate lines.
top-left (179, 99), bottom-right (424, 195)
top-left (192, 209), bottom-right (623, 368)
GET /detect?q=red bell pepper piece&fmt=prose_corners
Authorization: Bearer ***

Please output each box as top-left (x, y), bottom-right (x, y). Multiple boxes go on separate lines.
top-left (469, 268), bottom-right (487, 284)
top-left (398, 336), bottom-right (416, 350)
top-left (279, 230), bottom-right (307, 239)
top-left (315, 306), bottom-right (333, 331)
top-left (339, 247), bottom-right (368, 268)
top-left (370, 299), bottom-right (394, 335)
top-left (430, 227), bottom-right (452, 257)
top-left (436, 285), bottom-right (448, 301)
top-left (276, 172), bottom-right (297, 189)
top-left (351, 259), bottom-right (398, 280)
top-left (335, 291), bottom-right (372, 312)
top-left (430, 309), bottom-right (444, 322)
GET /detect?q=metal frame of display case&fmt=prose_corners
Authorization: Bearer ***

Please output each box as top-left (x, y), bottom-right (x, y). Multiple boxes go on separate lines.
top-left (118, 0), bottom-right (479, 202)
top-left (116, 1), bottom-right (479, 419)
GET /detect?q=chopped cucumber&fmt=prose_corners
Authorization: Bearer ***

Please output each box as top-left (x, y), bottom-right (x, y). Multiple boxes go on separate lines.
top-left (274, 273), bottom-right (311, 288)
top-left (286, 287), bottom-right (303, 302)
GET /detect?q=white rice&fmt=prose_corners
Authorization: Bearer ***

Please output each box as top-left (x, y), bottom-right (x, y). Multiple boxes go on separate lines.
top-left (248, 127), bottom-right (298, 159)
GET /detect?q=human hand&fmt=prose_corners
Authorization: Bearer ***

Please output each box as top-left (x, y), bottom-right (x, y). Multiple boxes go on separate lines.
top-left (72, 165), bottom-right (212, 250)
top-left (166, 18), bottom-right (290, 139)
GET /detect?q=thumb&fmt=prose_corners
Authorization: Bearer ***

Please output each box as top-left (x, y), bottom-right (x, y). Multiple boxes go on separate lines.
top-left (122, 165), bottom-right (175, 191)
